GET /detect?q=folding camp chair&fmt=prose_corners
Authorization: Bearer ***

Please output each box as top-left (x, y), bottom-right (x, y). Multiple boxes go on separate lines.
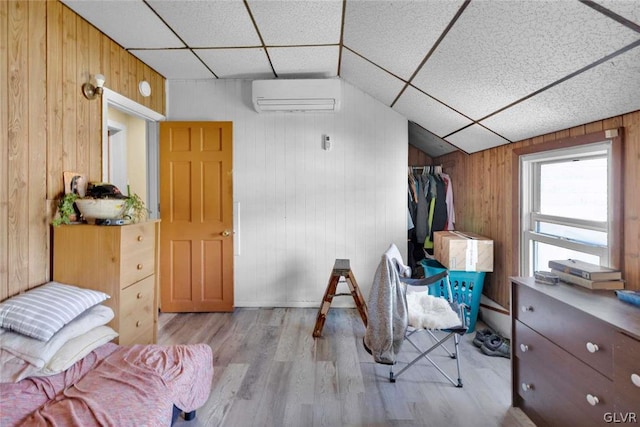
top-left (362, 244), bottom-right (469, 386)
top-left (391, 263), bottom-right (469, 386)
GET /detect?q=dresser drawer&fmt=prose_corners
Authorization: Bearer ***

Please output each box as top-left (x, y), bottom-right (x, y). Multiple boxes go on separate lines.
top-left (614, 332), bottom-right (640, 412)
top-left (119, 276), bottom-right (156, 345)
top-left (514, 283), bottom-right (613, 378)
top-left (515, 320), bottom-right (614, 426)
top-left (119, 222), bottom-right (156, 288)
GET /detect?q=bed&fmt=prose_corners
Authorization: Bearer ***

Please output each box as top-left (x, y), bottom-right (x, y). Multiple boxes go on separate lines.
top-left (0, 282), bottom-right (213, 426)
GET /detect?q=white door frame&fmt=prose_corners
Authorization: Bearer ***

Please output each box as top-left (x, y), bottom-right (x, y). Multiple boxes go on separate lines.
top-left (101, 88), bottom-right (165, 218)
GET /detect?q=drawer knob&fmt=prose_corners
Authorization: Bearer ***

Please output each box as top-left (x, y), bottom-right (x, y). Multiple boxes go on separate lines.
top-left (586, 394), bottom-right (599, 406)
top-left (586, 342), bottom-right (599, 353)
top-left (136, 321), bottom-right (142, 327)
top-left (136, 292), bottom-right (142, 299)
top-left (137, 263), bottom-right (143, 270)
top-left (631, 373), bottom-right (640, 388)
top-left (520, 344), bottom-right (529, 352)
top-left (137, 235), bottom-right (144, 242)
top-left (521, 383), bottom-right (532, 392)
top-left (521, 305), bottom-right (534, 312)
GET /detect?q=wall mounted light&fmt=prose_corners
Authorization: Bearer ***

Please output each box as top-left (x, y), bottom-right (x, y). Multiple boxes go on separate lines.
top-left (82, 73), bottom-right (105, 100)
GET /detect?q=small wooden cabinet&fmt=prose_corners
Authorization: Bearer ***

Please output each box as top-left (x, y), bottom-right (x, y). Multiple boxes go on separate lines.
top-left (511, 277), bottom-right (640, 427)
top-left (53, 221), bottom-right (160, 345)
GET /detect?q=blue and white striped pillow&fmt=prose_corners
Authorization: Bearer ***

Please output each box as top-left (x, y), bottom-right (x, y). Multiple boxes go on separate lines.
top-left (0, 282), bottom-right (109, 341)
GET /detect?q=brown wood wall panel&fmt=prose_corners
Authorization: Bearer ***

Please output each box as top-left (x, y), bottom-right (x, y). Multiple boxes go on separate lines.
top-left (435, 111), bottom-right (640, 309)
top-left (27, 1), bottom-right (47, 287)
top-left (8, 0), bottom-right (29, 296)
top-left (1, 0), bottom-right (165, 299)
top-left (0, 0), bottom-right (8, 301)
top-left (408, 144), bottom-right (432, 166)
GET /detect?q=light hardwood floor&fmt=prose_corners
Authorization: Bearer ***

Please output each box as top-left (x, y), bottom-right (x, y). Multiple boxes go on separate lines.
top-left (158, 308), bottom-right (535, 427)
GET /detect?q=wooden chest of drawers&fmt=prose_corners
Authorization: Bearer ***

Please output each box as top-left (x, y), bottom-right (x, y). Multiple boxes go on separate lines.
top-left (53, 221), bottom-right (160, 345)
top-left (511, 277), bottom-right (640, 427)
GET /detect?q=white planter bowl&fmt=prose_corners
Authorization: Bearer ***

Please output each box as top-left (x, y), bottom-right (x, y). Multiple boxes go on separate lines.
top-left (75, 198), bottom-right (126, 220)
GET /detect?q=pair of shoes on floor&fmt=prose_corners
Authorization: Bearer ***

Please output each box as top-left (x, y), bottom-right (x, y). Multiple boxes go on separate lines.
top-left (472, 328), bottom-right (510, 358)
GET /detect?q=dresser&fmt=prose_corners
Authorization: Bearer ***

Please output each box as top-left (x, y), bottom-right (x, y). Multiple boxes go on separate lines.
top-left (53, 221), bottom-right (160, 345)
top-left (511, 277), bottom-right (640, 427)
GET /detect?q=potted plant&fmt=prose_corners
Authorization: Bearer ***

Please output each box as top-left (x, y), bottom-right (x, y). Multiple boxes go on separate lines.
top-left (123, 193), bottom-right (147, 223)
top-left (52, 193), bottom-right (80, 226)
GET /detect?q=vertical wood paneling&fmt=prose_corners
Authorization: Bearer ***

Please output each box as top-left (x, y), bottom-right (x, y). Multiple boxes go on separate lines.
top-left (8, 0), bottom-right (29, 295)
top-left (3, 0), bottom-right (165, 299)
top-left (0, 0), bottom-right (8, 299)
top-left (623, 112), bottom-right (640, 289)
top-left (46, 0), bottom-right (63, 200)
top-left (27, 0), bottom-right (47, 287)
top-left (88, 25), bottom-right (101, 182)
top-left (62, 5), bottom-right (77, 171)
top-left (436, 110), bottom-right (640, 309)
top-left (76, 17), bottom-right (89, 177)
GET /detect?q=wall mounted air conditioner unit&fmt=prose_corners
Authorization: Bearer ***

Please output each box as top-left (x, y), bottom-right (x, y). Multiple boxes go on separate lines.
top-left (252, 79), bottom-right (341, 113)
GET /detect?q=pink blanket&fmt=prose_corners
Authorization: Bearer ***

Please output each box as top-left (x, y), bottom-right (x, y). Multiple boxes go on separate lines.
top-left (0, 342), bottom-right (213, 426)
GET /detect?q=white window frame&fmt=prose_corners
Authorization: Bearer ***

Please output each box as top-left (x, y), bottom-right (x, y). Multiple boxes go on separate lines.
top-left (520, 142), bottom-right (613, 276)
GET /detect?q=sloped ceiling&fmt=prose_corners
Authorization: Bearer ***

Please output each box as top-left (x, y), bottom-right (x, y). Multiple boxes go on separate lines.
top-left (62, 0), bottom-right (640, 156)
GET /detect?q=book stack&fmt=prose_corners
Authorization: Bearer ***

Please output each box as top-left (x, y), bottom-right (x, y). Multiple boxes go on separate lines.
top-left (548, 259), bottom-right (624, 290)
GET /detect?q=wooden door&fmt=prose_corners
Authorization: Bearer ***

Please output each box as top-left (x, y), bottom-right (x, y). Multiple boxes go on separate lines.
top-left (159, 122), bottom-right (233, 312)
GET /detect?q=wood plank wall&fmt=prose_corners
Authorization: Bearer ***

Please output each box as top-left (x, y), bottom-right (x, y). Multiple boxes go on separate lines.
top-left (432, 111), bottom-right (640, 309)
top-left (0, 1), bottom-right (165, 300)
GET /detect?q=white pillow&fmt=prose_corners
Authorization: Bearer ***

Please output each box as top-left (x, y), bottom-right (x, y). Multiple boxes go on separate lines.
top-left (43, 325), bottom-right (118, 375)
top-left (0, 304), bottom-right (114, 368)
top-left (0, 282), bottom-right (109, 341)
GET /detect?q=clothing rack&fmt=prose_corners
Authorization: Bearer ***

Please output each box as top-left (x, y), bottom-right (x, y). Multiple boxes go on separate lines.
top-left (409, 165), bottom-right (443, 175)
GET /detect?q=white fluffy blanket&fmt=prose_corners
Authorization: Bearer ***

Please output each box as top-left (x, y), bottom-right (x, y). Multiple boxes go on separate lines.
top-left (406, 292), bottom-right (461, 329)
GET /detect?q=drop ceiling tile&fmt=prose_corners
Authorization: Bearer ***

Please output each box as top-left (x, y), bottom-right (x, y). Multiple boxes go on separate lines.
top-left (481, 46), bottom-right (640, 142)
top-left (445, 125), bottom-right (510, 154)
top-left (393, 86), bottom-right (472, 138)
top-left (343, 0), bottom-right (465, 80)
top-left (248, 0), bottom-right (342, 45)
top-left (593, 0), bottom-right (640, 25)
top-left (61, 0), bottom-right (184, 48)
top-left (412, 0), bottom-right (640, 120)
top-left (148, 0), bottom-right (261, 47)
top-left (128, 50), bottom-right (214, 80)
top-left (268, 46), bottom-right (338, 78)
top-left (197, 48), bottom-right (274, 79)
top-left (340, 48), bottom-right (406, 106)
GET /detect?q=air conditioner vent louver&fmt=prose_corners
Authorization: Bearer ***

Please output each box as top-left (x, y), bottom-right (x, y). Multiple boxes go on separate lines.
top-left (252, 79), bottom-right (341, 113)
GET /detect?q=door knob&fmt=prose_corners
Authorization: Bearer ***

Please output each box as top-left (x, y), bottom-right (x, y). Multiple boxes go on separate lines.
top-left (221, 230), bottom-right (231, 237)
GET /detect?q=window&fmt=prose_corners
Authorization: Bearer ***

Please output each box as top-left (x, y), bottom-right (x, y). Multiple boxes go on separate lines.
top-left (520, 141), bottom-right (616, 276)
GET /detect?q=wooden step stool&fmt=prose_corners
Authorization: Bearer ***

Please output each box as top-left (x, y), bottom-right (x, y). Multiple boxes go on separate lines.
top-left (312, 259), bottom-right (368, 337)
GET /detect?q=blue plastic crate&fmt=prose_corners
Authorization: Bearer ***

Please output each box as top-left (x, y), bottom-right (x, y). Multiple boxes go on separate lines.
top-left (420, 259), bottom-right (486, 333)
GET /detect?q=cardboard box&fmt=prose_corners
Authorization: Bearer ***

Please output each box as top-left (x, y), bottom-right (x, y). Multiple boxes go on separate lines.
top-left (434, 231), bottom-right (494, 272)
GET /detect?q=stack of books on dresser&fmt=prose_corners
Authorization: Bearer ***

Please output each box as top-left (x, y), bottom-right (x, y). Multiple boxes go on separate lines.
top-left (548, 259), bottom-right (624, 290)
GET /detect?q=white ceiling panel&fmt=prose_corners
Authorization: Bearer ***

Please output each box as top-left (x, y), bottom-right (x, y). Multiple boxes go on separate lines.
top-left (61, 0), bottom-right (184, 48)
top-left (412, 0), bottom-right (640, 120)
top-left (268, 46), bottom-right (338, 78)
top-left (248, 0), bottom-right (342, 45)
top-left (343, 0), bottom-right (464, 80)
top-left (481, 46), bottom-right (640, 142)
top-left (340, 49), bottom-right (406, 107)
top-left (393, 86), bottom-right (472, 138)
top-left (148, 0), bottom-right (261, 47)
top-left (445, 125), bottom-right (511, 154)
top-left (128, 50), bottom-right (214, 80)
top-left (197, 48), bottom-right (274, 79)
top-left (593, 0), bottom-right (640, 25)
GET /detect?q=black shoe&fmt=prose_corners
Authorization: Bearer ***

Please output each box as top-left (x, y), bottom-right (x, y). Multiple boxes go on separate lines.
top-left (481, 335), bottom-right (510, 358)
top-left (472, 328), bottom-right (493, 348)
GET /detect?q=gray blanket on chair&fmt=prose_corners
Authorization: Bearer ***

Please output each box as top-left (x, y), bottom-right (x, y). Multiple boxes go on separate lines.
top-left (363, 252), bottom-right (408, 365)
